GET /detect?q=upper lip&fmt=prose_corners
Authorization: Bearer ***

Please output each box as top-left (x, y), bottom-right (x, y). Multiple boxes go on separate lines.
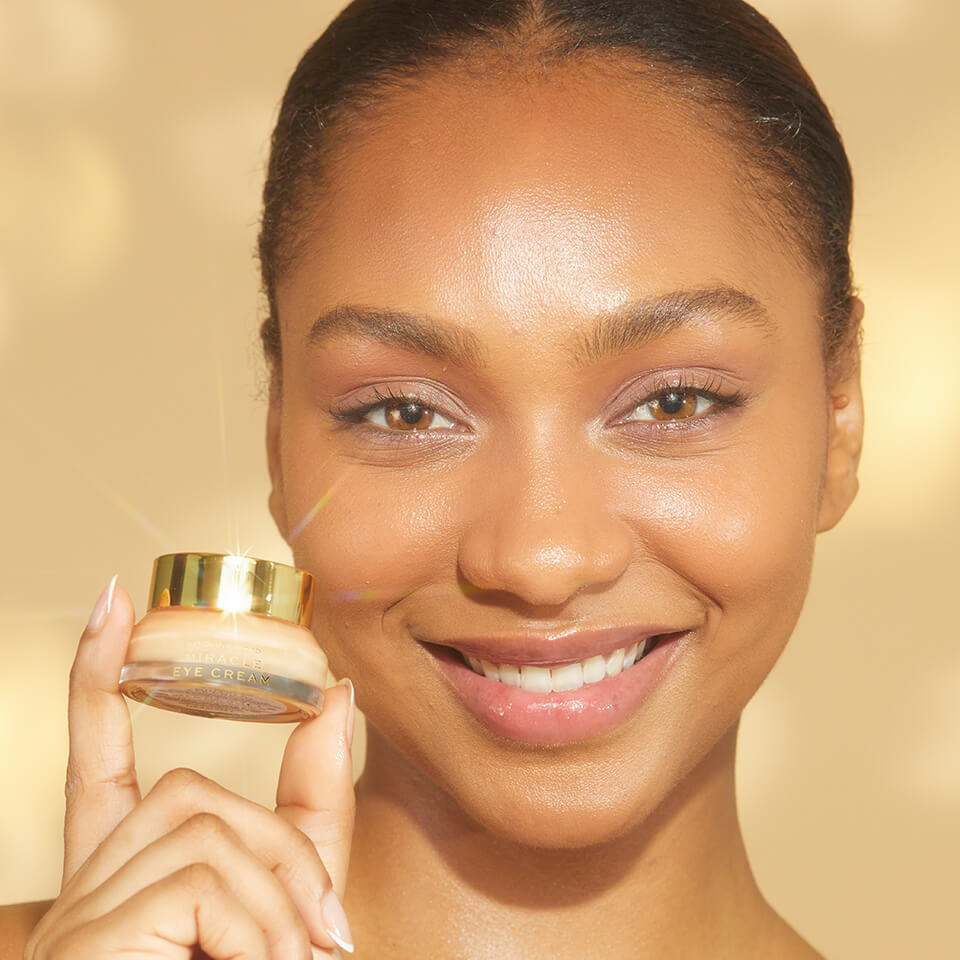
top-left (421, 624), bottom-right (685, 666)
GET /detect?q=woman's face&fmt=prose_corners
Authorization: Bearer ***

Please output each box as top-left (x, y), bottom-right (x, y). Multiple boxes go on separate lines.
top-left (267, 64), bottom-right (862, 847)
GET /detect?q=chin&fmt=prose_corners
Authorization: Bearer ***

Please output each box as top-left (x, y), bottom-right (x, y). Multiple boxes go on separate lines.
top-left (413, 732), bottom-right (699, 851)
top-left (469, 792), bottom-right (659, 850)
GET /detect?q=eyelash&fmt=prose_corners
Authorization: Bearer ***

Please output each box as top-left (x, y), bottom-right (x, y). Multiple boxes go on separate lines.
top-left (620, 372), bottom-right (750, 427)
top-left (329, 375), bottom-right (750, 440)
top-left (330, 385), bottom-right (444, 432)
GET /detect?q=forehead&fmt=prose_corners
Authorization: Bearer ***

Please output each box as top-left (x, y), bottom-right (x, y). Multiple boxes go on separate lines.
top-left (282, 62), bottom-right (812, 332)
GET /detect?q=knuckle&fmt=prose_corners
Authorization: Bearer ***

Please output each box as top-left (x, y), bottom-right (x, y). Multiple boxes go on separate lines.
top-left (153, 766), bottom-right (209, 798)
top-left (178, 861), bottom-right (223, 896)
top-left (63, 763), bottom-right (85, 804)
top-left (288, 822), bottom-right (322, 860)
top-left (181, 811), bottom-right (232, 843)
top-left (273, 825), bottom-right (332, 893)
top-left (67, 656), bottom-right (87, 689)
top-left (64, 757), bottom-right (138, 803)
top-left (304, 817), bottom-right (351, 851)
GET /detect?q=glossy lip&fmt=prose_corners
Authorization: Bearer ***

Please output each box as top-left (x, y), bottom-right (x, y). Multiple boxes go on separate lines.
top-left (422, 630), bottom-right (689, 745)
top-left (421, 623), bottom-right (680, 667)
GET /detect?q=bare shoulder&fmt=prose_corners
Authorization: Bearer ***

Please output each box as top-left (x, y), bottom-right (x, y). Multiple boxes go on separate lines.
top-left (0, 901), bottom-right (54, 959)
top-left (774, 933), bottom-right (826, 960)
top-left (778, 935), bottom-right (826, 959)
top-left (755, 908), bottom-right (827, 960)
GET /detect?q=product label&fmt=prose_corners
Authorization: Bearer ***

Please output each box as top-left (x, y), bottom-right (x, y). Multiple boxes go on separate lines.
top-left (181, 645), bottom-right (265, 672)
top-left (171, 663), bottom-right (271, 686)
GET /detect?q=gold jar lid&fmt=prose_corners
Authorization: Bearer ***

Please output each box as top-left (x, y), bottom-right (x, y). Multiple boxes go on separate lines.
top-left (147, 553), bottom-right (314, 628)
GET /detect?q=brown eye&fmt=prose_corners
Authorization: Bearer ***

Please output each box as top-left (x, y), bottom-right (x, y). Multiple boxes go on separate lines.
top-left (649, 390), bottom-right (700, 421)
top-left (355, 397), bottom-right (457, 432)
top-left (384, 402), bottom-right (436, 431)
top-left (622, 389), bottom-right (716, 424)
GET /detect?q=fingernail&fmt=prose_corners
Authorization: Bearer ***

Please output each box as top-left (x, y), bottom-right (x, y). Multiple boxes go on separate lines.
top-left (87, 574), bottom-right (118, 634)
top-left (337, 677), bottom-right (355, 749)
top-left (320, 888), bottom-right (354, 953)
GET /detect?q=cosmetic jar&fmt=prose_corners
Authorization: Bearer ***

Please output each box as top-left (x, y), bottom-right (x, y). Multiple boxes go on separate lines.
top-left (119, 553), bottom-right (326, 722)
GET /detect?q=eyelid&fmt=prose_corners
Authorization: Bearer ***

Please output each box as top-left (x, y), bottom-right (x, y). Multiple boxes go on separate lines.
top-left (329, 382), bottom-right (473, 434)
top-left (604, 370), bottom-right (750, 436)
top-left (329, 369), bottom-right (749, 442)
top-left (610, 369), bottom-right (746, 412)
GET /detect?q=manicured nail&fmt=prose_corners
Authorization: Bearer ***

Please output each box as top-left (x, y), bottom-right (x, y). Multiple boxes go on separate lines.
top-left (320, 888), bottom-right (354, 953)
top-left (87, 574), bottom-right (118, 634)
top-left (338, 677), bottom-right (356, 749)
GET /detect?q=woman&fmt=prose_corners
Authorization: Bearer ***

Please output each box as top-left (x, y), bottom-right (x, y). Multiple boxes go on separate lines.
top-left (5, 0), bottom-right (864, 956)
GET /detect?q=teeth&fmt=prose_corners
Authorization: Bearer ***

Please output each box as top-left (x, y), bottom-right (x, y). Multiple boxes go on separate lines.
top-left (582, 655), bottom-right (606, 684)
top-left (499, 663), bottom-right (521, 686)
top-left (549, 662), bottom-right (584, 692)
top-left (481, 659), bottom-right (500, 681)
top-left (463, 640), bottom-right (655, 690)
top-left (605, 647), bottom-right (625, 678)
top-left (519, 665), bottom-right (552, 693)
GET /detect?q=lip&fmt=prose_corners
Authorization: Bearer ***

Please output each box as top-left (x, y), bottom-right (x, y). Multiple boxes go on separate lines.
top-left (422, 624), bottom-right (679, 667)
top-left (421, 630), bottom-right (688, 745)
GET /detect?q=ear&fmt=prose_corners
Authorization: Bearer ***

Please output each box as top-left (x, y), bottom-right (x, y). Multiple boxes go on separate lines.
top-left (816, 297), bottom-right (865, 533)
top-left (266, 388), bottom-right (289, 543)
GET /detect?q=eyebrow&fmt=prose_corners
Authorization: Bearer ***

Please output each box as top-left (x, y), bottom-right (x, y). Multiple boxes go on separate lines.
top-left (303, 285), bottom-right (775, 370)
top-left (572, 285), bottom-right (776, 365)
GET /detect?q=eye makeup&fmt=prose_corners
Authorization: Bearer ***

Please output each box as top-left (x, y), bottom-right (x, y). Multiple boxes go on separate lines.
top-left (329, 368), bottom-right (751, 439)
top-left (119, 553), bottom-right (327, 722)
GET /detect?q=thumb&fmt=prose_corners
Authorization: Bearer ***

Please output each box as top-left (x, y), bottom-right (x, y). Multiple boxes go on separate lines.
top-left (275, 677), bottom-right (356, 900)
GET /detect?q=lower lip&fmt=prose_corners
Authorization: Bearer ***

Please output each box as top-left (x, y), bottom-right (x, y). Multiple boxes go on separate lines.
top-left (423, 633), bottom-right (686, 745)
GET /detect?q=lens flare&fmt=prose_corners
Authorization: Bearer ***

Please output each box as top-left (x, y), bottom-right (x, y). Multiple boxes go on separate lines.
top-left (289, 489), bottom-right (334, 542)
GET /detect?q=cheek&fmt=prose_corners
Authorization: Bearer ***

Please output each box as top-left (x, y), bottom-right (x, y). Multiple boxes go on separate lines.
top-left (627, 445), bottom-right (822, 606)
top-left (281, 458), bottom-right (458, 598)
top-left (278, 420), bottom-right (468, 676)
top-left (608, 401), bottom-right (828, 685)
top-left (615, 401), bottom-right (826, 618)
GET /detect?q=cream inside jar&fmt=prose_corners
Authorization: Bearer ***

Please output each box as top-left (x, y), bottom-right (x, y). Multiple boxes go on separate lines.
top-left (120, 553), bottom-right (327, 722)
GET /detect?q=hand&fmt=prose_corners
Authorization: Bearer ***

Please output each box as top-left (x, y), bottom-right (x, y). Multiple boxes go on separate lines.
top-left (24, 575), bottom-right (356, 959)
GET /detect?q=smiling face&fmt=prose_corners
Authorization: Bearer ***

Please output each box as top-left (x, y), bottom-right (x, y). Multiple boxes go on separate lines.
top-left (266, 62), bottom-right (862, 847)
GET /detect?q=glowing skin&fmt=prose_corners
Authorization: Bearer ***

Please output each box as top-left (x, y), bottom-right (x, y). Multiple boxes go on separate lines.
top-left (267, 63), bottom-right (863, 959)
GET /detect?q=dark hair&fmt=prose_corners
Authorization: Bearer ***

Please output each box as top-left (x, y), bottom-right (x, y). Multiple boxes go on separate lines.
top-left (259, 0), bottom-right (857, 387)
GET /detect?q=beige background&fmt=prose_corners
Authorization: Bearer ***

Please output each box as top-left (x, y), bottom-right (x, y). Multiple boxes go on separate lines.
top-left (1, 0), bottom-right (958, 955)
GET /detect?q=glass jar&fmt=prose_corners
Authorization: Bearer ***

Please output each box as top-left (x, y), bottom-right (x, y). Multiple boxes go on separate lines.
top-left (119, 553), bottom-right (326, 722)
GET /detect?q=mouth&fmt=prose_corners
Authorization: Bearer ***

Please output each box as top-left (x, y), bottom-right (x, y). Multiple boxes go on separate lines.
top-left (420, 629), bottom-right (689, 745)
top-left (450, 633), bottom-right (676, 693)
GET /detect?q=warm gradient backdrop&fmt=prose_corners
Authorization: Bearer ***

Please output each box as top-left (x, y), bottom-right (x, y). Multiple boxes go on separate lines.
top-left (1, 1), bottom-right (957, 956)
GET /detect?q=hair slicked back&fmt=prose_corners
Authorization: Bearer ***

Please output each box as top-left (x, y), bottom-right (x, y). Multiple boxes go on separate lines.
top-left (259, 0), bottom-right (856, 387)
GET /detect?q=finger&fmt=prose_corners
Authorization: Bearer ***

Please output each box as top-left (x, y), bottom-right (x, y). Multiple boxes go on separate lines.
top-left (58, 813), bottom-right (332, 956)
top-left (60, 768), bottom-right (344, 951)
top-left (63, 576), bottom-right (141, 885)
top-left (276, 679), bottom-right (356, 899)
top-left (61, 864), bottom-right (272, 960)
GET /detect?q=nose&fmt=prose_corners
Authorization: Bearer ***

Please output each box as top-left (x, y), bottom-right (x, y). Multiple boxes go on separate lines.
top-left (456, 444), bottom-right (633, 609)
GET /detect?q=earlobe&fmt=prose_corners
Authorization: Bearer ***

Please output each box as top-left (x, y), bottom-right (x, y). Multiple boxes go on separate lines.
top-left (266, 394), bottom-right (289, 543)
top-left (816, 298), bottom-right (865, 533)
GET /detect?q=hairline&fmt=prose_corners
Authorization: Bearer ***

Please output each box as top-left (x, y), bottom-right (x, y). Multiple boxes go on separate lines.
top-left (262, 47), bottom-right (836, 385)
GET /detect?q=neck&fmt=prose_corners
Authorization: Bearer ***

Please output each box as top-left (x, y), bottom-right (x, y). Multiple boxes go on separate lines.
top-left (346, 721), bottom-right (772, 959)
